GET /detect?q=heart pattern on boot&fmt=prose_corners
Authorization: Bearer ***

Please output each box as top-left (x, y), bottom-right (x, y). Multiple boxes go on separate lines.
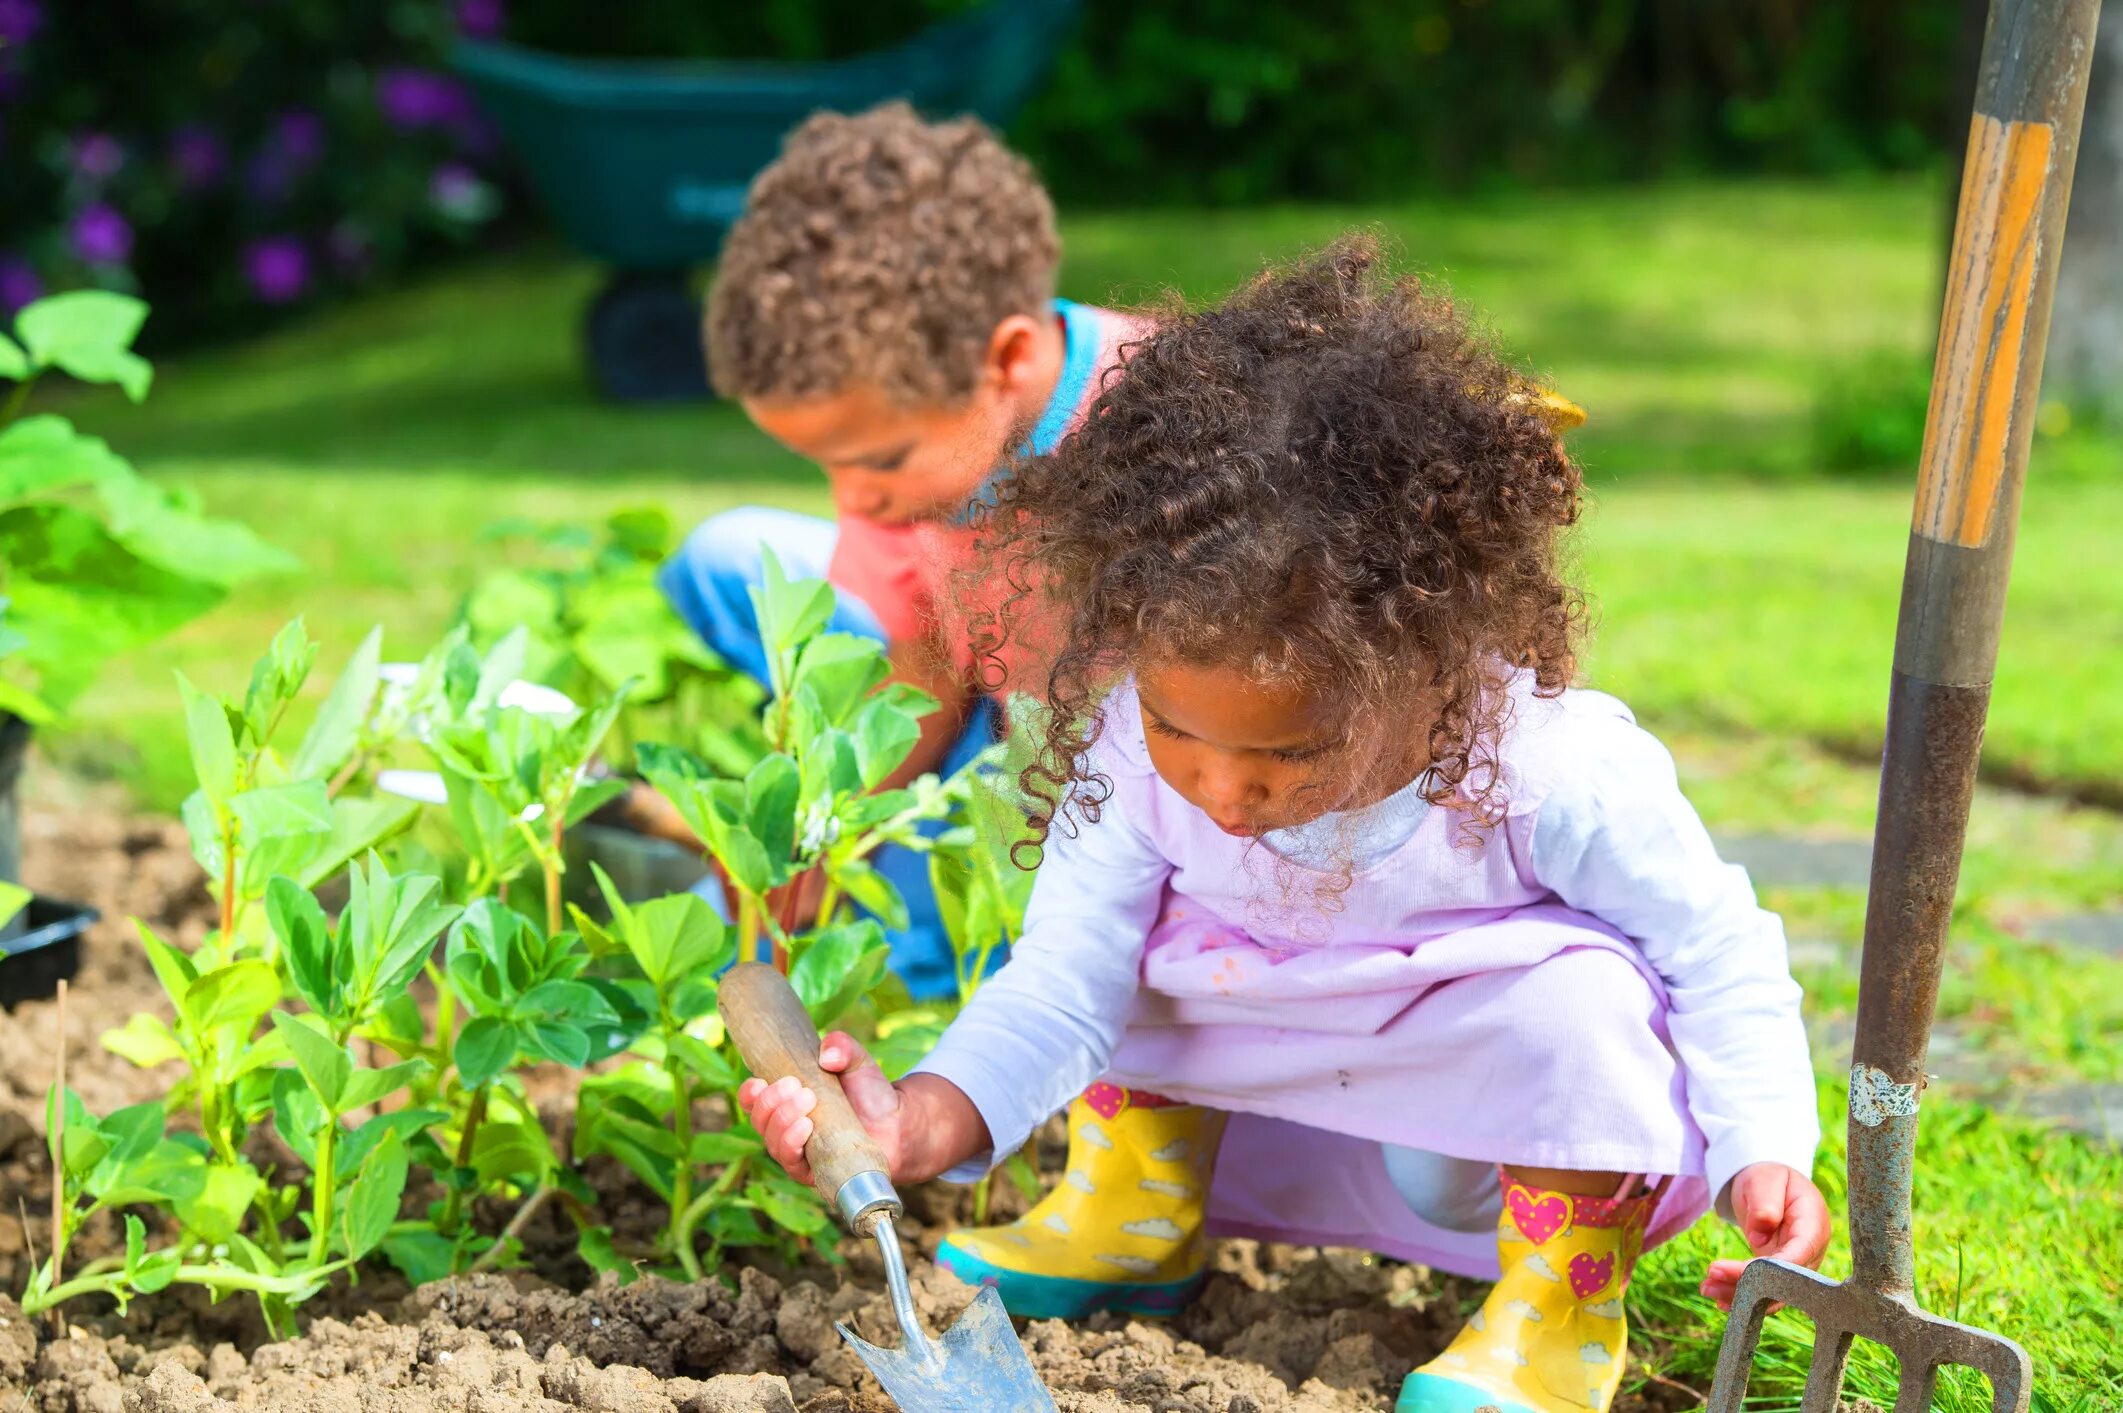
top-left (1506, 1186), bottom-right (1572, 1246)
top-left (1083, 1083), bottom-right (1127, 1120)
top-left (1569, 1251), bottom-right (1616, 1300)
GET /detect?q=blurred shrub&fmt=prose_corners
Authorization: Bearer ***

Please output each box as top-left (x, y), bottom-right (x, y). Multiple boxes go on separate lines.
top-left (0, 1), bottom-right (506, 343)
top-left (506, 0), bottom-right (1964, 202)
top-left (1, 0), bottom-right (1962, 338)
top-left (1812, 350), bottom-right (1934, 476)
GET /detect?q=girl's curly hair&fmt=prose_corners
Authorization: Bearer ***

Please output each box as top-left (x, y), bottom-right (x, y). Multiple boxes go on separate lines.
top-left (971, 232), bottom-right (1585, 856)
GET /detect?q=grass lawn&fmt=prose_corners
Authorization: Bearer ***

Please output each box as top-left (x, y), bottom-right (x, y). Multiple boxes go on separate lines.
top-left (33, 175), bottom-right (2123, 1406)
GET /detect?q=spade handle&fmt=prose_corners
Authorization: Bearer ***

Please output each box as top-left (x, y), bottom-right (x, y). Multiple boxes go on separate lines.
top-left (719, 961), bottom-right (901, 1234)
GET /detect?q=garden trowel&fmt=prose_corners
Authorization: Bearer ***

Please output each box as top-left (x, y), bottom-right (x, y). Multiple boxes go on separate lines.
top-left (720, 963), bottom-right (1058, 1413)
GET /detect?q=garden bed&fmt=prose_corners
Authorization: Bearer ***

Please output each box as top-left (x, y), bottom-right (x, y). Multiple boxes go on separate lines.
top-left (0, 787), bottom-right (1712, 1413)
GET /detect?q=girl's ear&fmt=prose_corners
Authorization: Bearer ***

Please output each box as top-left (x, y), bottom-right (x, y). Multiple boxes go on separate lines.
top-left (982, 312), bottom-right (1052, 396)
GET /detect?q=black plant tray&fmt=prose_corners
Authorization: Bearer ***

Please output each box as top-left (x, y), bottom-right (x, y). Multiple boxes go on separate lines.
top-left (0, 896), bottom-right (98, 1009)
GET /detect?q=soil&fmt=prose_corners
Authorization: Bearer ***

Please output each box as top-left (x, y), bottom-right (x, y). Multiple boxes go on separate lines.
top-left (0, 776), bottom-right (1693, 1413)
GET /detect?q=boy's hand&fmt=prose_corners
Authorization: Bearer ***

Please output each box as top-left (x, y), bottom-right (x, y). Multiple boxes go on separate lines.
top-left (1700, 1162), bottom-right (1832, 1310)
top-left (737, 1032), bottom-right (988, 1188)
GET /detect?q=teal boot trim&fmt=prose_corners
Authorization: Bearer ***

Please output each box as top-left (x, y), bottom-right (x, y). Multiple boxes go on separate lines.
top-left (1395, 1371), bottom-right (1543, 1413)
top-left (937, 1234), bottom-right (1203, 1320)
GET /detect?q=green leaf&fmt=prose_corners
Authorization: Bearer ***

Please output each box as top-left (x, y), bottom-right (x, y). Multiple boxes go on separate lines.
top-left (745, 1176), bottom-right (834, 1238)
top-left (575, 1226), bottom-right (640, 1286)
top-left (625, 892), bottom-right (733, 994)
top-left (831, 858), bottom-right (910, 932)
top-left (15, 291), bottom-right (149, 375)
top-left (270, 1011), bottom-right (352, 1111)
top-left (452, 1015), bottom-right (519, 1090)
top-left (290, 626), bottom-right (382, 779)
top-left (231, 779), bottom-right (333, 839)
top-left (182, 960), bottom-right (279, 1041)
top-left (270, 877), bottom-right (338, 1015)
top-left (101, 1012), bottom-right (185, 1068)
top-left (0, 331), bottom-right (27, 380)
top-left (380, 1228), bottom-right (458, 1287)
top-left (688, 1129), bottom-right (763, 1166)
top-left (852, 698), bottom-right (924, 789)
top-left (792, 632), bottom-right (892, 727)
top-left (271, 1069), bottom-right (326, 1169)
top-left (175, 1161), bottom-right (264, 1244)
top-left (92, 1138), bottom-right (208, 1207)
top-left (469, 1119), bottom-right (555, 1185)
top-left (338, 1060), bottom-right (428, 1115)
top-left (0, 415), bottom-right (126, 500)
top-left (294, 795), bottom-right (422, 890)
top-left (176, 671), bottom-right (238, 805)
top-left (341, 1129), bottom-right (409, 1259)
top-left (666, 1032), bottom-right (739, 1088)
top-left (789, 922), bottom-right (891, 1030)
top-left (98, 1103), bottom-right (164, 1166)
top-left (135, 921), bottom-right (199, 1010)
top-left (749, 550), bottom-right (837, 660)
top-left (240, 618), bottom-right (316, 747)
top-left (525, 1020), bottom-right (590, 1069)
top-left (744, 753), bottom-right (801, 871)
top-left (339, 1109), bottom-right (446, 1181)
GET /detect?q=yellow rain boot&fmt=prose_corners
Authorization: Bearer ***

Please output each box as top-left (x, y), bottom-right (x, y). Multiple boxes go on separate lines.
top-left (938, 1083), bottom-right (1227, 1319)
top-left (1397, 1175), bottom-right (1660, 1413)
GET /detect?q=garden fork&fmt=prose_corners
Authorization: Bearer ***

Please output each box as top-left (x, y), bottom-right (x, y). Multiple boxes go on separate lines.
top-left (1706, 2), bottom-right (2099, 1410)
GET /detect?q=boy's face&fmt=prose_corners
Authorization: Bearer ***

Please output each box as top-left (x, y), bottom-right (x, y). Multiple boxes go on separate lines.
top-left (745, 381), bottom-right (1021, 528)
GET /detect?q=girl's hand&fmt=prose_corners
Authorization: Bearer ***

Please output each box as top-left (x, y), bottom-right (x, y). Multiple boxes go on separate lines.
top-left (736, 1031), bottom-right (988, 1188)
top-left (1700, 1162), bottom-right (1833, 1310)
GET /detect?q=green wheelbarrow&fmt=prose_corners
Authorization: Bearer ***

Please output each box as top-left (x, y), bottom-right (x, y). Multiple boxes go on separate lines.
top-left (453, 0), bottom-right (1081, 403)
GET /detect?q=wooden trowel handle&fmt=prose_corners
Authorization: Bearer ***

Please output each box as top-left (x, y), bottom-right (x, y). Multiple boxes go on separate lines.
top-left (718, 962), bottom-right (898, 1230)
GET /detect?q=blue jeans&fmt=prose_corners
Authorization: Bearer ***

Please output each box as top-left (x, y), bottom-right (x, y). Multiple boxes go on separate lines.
top-left (660, 506), bottom-right (1000, 999)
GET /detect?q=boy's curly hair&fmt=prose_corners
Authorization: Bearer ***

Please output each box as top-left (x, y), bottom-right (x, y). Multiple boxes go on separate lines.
top-left (974, 233), bottom-right (1585, 853)
top-left (705, 102), bottom-right (1060, 406)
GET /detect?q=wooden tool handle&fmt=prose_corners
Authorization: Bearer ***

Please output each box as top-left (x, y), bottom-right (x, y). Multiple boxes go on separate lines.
top-left (718, 962), bottom-right (894, 1219)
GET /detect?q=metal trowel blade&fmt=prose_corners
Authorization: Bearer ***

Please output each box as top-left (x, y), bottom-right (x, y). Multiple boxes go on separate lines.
top-left (836, 1283), bottom-right (1057, 1413)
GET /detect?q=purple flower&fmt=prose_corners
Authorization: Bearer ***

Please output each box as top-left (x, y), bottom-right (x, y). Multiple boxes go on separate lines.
top-left (0, 0), bottom-right (42, 46)
top-left (375, 68), bottom-right (472, 131)
top-left (168, 124), bottom-right (227, 190)
top-left (454, 0), bottom-right (505, 39)
top-left (243, 236), bottom-right (309, 304)
top-left (68, 204), bottom-right (133, 266)
top-left (0, 255), bottom-right (40, 315)
top-left (72, 131), bottom-right (126, 181)
top-left (272, 108), bottom-right (324, 166)
top-left (428, 161), bottom-right (495, 222)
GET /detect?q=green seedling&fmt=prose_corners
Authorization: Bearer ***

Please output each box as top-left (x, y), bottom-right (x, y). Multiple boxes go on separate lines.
top-left (422, 627), bottom-right (630, 928)
top-left (175, 621), bottom-right (420, 951)
top-left (462, 506), bottom-right (765, 775)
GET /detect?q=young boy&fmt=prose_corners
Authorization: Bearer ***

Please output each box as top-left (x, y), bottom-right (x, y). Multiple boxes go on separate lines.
top-left (652, 103), bottom-right (1144, 998)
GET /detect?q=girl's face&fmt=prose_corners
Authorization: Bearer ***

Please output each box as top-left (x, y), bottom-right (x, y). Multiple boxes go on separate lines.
top-left (1137, 661), bottom-right (1411, 838)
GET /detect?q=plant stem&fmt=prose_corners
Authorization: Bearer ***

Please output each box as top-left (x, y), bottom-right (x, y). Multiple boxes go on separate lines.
top-left (24, 1257), bottom-right (357, 1314)
top-left (439, 1083), bottom-right (489, 1236)
top-left (468, 1185), bottom-right (556, 1275)
top-left (307, 1117), bottom-right (337, 1266)
top-left (545, 812), bottom-right (564, 935)
top-left (0, 372), bottom-right (37, 427)
top-left (666, 1052), bottom-right (695, 1268)
top-left (971, 1173), bottom-right (992, 1225)
top-left (218, 810), bottom-right (238, 942)
top-left (737, 891), bottom-right (762, 969)
top-left (813, 880), bottom-right (842, 930)
top-left (671, 1154), bottom-right (750, 1280)
top-left (47, 979), bottom-right (66, 1336)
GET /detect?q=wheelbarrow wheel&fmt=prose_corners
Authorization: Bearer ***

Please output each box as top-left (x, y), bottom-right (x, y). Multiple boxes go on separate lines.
top-left (583, 271), bottom-right (711, 403)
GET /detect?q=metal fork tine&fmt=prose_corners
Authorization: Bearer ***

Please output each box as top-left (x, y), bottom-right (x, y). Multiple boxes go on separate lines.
top-left (1890, 1361), bottom-right (1940, 1413)
top-left (1797, 1328), bottom-right (1854, 1413)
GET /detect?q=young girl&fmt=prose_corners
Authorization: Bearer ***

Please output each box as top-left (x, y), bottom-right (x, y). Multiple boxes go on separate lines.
top-left (739, 236), bottom-right (1829, 1413)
